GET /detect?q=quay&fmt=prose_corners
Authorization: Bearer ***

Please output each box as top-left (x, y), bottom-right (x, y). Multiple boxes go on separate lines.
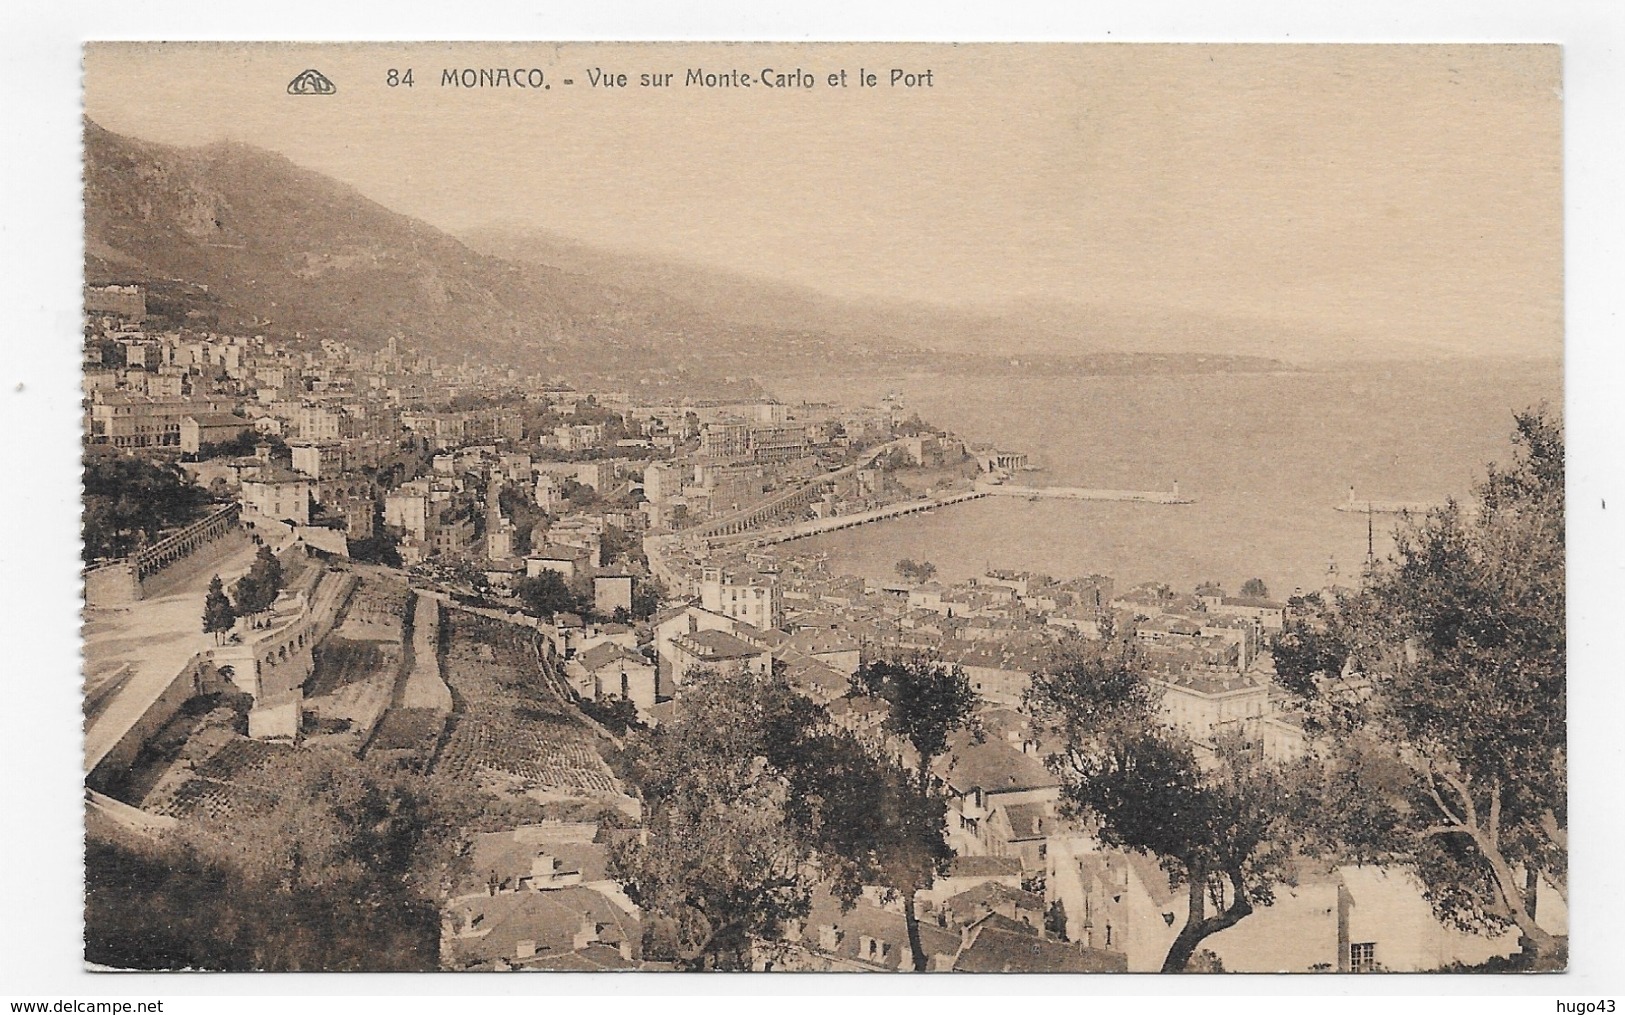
top-left (757, 489), bottom-right (989, 545)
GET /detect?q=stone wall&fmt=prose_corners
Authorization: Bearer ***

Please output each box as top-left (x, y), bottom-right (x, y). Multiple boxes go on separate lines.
top-left (87, 653), bottom-right (210, 785)
top-left (83, 562), bottom-right (140, 608)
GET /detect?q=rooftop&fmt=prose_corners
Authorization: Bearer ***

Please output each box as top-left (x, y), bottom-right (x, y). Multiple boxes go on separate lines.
top-left (953, 926), bottom-right (1128, 973)
top-left (676, 628), bottom-right (767, 661)
top-left (945, 855), bottom-right (1023, 880)
top-left (938, 737), bottom-right (1058, 796)
top-left (577, 642), bottom-right (647, 673)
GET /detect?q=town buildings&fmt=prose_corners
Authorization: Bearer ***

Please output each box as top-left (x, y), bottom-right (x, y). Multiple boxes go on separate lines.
top-left (79, 301), bottom-right (1549, 975)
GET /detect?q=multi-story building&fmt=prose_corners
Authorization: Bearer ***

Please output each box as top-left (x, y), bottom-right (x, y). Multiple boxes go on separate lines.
top-left (88, 393), bottom-right (237, 449)
top-left (240, 469), bottom-right (315, 525)
top-left (699, 419), bottom-right (751, 459)
top-left (294, 404), bottom-right (344, 442)
top-left (699, 567), bottom-right (780, 630)
top-left (178, 413), bottom-right (252, 455)
top-left (747, 421), bottom-right (812, 463)
top-left (290, 441), bottom-right (346, 480)
top-left (384, 484), bottom-right (432, 541)
top-left (430, 510), bottom-right (475, 557)
top-left (84, 283), bottom-right (146, 320)
top-left (1149, 669), bottom-right (1271, 746)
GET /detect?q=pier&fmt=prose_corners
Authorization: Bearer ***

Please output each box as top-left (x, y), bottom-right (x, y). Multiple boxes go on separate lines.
top-left (975, 481), bottom-right (1195, 505)
top-left (1334, 500), bottom-right (1440, 515)
top-left (1336, 487), bottom-right (1452, 515)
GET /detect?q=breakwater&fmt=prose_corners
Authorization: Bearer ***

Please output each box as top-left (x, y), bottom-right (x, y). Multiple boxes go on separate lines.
top-left (976, 481), bottom-right (1194, 504)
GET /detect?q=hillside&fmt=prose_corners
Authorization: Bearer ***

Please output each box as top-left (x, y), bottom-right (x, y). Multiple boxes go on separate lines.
top-left (82, 119), bottom-right (924, 382)
top-left (84, 119), bottom-right (1295, 380)
top-left (464, 226), bottom-right (1358, 364)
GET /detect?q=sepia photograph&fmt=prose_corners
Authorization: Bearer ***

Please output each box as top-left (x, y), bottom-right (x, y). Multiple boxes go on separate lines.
top-left (70, 40), bottom-right (1567, 977)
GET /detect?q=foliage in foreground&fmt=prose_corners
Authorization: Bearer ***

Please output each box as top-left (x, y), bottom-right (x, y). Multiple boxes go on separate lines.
top-left (611, 667), bottom-right (954, 970)
top-left (86, 748), bottom-right (471, 971)
top-left (1277, 408), bottom-right (1567, 963)
top-left (1025, 635), bottom-right (1310, 973)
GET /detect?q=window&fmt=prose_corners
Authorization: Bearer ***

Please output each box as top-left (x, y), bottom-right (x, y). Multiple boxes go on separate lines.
top-left (1350, 942), bottom-right (1377, 973)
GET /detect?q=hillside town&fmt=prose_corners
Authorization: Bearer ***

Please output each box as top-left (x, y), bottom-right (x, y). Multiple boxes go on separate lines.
top-left (80, 283), bottom-right (1567, 974)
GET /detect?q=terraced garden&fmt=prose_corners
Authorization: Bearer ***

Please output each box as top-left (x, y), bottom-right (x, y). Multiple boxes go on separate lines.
top-left (431, 611), bottom-right (620, 800)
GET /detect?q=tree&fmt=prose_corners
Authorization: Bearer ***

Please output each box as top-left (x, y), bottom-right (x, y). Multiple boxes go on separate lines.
top-left (233, 545), bottom-right (285, 627)
top-left (88, 747), bottom-right (465, 971)
top-left (1025, 640), bottom-right (1306, 972)
top-left (630, 575), bottom-right (668, 620)
top-left (81, 454), bottom-right (211, 563)
top-left (1045, 899), bottom-right (1070, 941)
top-left (1291, 409), bottom-right (1566, 965)
top-left (202, 574), bottom-right (236, 643)
top-left (1240, 577), bottom-right (1270, 599)
top-left (609, 668), bottom-right (831, 969)
top-left (348, 532), bottom-right (402, 568)
top-left (558, 477), bottom-right (599, 509)
top-left (231, 575), bottom-right (266, 627)
top-left (895, 559), bottom-right (938, 583)
top-left (849, 653), bottom-right (978, 969)
top-left (600, 524), bottom-right (641, 566)
top-left (851, 653), bottom-right (979, 796)
top-left (513, 570), bottom-right (583, 619)
top-left (798, 734), bottom-right (954, 969)
top-left (1270, 592), bottom-right (1354, 701)
top-left (250, 543), bottom-right (284, 598)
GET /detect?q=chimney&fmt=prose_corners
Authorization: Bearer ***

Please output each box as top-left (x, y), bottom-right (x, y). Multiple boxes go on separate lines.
top-left (573, 919), bottom-right (601, 951)
top-left (531, 852), bottom-right (559, 885)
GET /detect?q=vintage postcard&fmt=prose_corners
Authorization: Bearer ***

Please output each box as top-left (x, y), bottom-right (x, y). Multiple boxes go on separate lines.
top-left (78, 42), bottom-right (1564, 974)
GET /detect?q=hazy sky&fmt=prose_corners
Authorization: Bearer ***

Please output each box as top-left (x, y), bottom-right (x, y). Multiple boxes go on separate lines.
top-left (84, 42), bottom-right (1561, 357)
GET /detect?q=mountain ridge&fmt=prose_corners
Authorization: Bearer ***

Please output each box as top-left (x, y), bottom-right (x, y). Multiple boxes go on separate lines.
top-left (85, 119), bottom-right (1311, 378)
top-left (83, 119), bottom-right (928, 382)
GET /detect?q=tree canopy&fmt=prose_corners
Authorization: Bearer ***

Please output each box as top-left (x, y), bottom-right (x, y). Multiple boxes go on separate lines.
top-left (1285, 408), bottom-right (1566, 964)
top-left (82, 454), bottom-right (211, 563)
top-left (850, 653), bottom-right (978, 789)
top-left (609, 668), bottom-right (831, 969)
top-left (894, 558), bottom-right (938, 583)
top-left (848, 652), bottom-right (977, 970)
top-left (611, 666), bottom-right (959, 971)
top-left (87, 748), bottom-right (465, 971)
top-left (1025, 638), bottom-right (1308, 972)
top-left (232, 544), bottom-right (285, 624)
top-left (202, 574), bottom-right (236, 642)
top-left (513, 569), bottom-right (585, 619)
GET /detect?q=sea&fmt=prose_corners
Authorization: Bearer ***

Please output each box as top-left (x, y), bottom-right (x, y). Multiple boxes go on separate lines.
top-left (759, 359), bottom-right (1562, 599)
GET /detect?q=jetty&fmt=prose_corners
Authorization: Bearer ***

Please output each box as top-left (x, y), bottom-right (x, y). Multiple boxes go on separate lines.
top-left (700, 477), bottom-right (1196, 550)
top-left (975, 480), bottom-right (1194, 505)
top-left (1336, 487), bottom-right (1448, 515)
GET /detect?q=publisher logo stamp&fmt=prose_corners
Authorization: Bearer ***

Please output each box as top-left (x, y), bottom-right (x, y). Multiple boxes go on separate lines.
top-left (286, 69), bottom-right (336, 95)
